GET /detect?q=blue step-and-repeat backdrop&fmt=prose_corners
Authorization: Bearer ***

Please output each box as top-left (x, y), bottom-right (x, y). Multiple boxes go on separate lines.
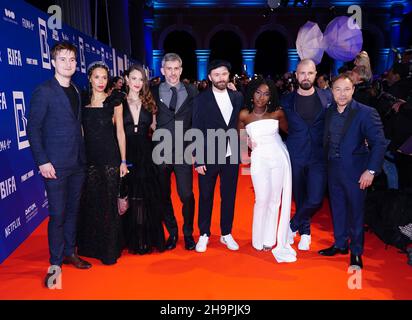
top-left (0, 0), bottom-right (138, 263)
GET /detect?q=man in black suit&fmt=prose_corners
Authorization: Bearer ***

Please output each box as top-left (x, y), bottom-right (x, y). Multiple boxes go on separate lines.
top-left (27, 42), bottom-right (91, 289)
top-left (192, 60), bottom-right (244, 253)
top-left (151, 53), bottom-right (198, 250)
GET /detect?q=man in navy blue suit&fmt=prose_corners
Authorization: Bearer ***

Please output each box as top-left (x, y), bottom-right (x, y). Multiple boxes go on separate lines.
top-left (27, 42), bottom-right (91, 288)
top-left (319, 73), bottom-right (387, 269)
top-left (281, 59), bottom-right (332, 251)
top-left (192, 60), bottom-right (244, 253)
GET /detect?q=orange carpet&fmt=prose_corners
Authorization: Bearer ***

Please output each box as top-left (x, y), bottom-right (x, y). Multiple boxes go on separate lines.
top-left (0, 168), bottom-right (411, 300)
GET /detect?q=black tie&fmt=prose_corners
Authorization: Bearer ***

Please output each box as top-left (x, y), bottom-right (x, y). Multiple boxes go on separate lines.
top-left (169, 86), bottom-right (177, 112)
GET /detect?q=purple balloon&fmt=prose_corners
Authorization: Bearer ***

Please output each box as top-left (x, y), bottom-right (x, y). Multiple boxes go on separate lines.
top-left (323, 16), bottom-right (363, 62)
top-left (296, 21), bottom-right (324, 65)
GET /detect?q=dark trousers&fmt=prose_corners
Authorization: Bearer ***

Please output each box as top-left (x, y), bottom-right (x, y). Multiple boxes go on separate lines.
top-left (328, 159), bottom-right (366, 255)
top-left (44, 166), bottom-right (85, 266)
top-left (290, 160), bottom-right (327, 235)
top-left (198, 161), bottom-right (239, 236)
top-left (158, 163), bottom-right (195, 237)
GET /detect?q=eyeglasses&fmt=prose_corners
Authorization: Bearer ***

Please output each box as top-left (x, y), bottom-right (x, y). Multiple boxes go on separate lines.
top-left (255, 90), bottom-right (270, 97)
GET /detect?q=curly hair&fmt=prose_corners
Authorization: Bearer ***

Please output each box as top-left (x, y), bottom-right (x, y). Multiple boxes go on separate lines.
top-left (244, 76), bottom-right (280, 113)
top-left (124, 64), bottom-right (157, 113)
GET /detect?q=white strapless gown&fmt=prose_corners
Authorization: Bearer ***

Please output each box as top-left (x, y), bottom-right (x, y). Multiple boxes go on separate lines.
top-left (246, 119), bottom-right (297, 263)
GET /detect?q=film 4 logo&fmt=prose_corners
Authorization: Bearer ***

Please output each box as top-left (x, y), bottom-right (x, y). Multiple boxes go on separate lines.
top-left (13, 91), bottom-right (30, 150)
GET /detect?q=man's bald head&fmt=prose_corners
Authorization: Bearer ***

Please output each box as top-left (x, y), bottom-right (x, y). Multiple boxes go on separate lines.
top-left (295, 59), bottom-right (317, 91)
top-left (297, 59), bottom-right (316, 73)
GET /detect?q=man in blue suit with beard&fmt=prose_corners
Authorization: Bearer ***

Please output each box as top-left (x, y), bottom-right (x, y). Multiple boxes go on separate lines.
top-left (281, 59), bottom-right (332, 251)
top-left (319, 73), bottom-right (387, 269)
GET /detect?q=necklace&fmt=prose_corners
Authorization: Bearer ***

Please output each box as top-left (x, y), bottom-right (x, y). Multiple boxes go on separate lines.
top-left (252, 106), bottom-right (267, 117)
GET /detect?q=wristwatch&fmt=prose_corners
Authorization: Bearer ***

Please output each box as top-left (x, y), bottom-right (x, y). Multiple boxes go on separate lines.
top-left (368, 170), bottom-right (376, 176)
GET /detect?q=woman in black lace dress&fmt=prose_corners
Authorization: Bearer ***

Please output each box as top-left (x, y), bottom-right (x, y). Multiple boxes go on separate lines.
top-left (77, 62), bottom-right (128, 265)
top-left (122, 64), bottom-right (165, 254)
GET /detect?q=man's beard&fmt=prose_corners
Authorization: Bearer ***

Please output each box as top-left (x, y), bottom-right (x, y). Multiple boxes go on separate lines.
top-left (212, 80), bottom-right (228, 90)
top-left (298, 80), bottom-right (313, 90)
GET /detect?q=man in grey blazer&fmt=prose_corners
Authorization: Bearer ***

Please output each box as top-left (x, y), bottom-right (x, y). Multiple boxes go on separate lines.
top-left (151, 53), bottom-right (198, 251)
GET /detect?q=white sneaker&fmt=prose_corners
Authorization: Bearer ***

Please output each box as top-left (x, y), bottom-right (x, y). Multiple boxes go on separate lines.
top-left (288, 226), bottom-right (297, 244)
top-left (220, 234), bottom-right (239, 251)
top-left (298, 234), bottom-right (311, 251)
top-left (196, 234), bottom-right (209, 253)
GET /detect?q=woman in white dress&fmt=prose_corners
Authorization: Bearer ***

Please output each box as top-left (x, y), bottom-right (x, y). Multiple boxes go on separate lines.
top-left (238, 77), bottom-right (296, 263)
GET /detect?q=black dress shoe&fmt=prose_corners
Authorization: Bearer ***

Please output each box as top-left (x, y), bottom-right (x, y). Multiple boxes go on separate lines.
top-left (165, 235), bottom-right (178, 250)
top-left (62, 254), bottom-right (92, 269)
top-left (184, 236), bottom-right (196, 250)
top-left (44, 265), bottom-right (62, 289)
top-left (350, 254), bottom-right (363, 269)
top-left (318, 245), bottom-right (349, 256)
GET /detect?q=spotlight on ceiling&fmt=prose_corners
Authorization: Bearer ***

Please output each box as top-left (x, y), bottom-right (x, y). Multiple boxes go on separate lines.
top-left (293, 0), bottom-right (312, 7)
top-left (267, 0), bottom-right (281, 9)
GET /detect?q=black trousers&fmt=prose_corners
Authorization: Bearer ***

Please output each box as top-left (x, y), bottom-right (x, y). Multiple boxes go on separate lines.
top-left (197, 161), bottom-right (239, 237)
top-left (157, 163), bottom-right (195, 237)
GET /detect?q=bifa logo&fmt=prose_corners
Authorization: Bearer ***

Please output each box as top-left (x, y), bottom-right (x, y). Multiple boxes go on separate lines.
top-left (0, 91), bottom-right (7, 110)
top-left (4, 8), bottom-right (15, 20)
top-left (4, 217), bottom-right (21, 239)
top-left (0, 176), bottom-right (17, 200)
top-left (38, 18), bottom-right (51, 70)
top-left (13, 91), bottom-right (30, 150)
top-left (7, 48), bottom-right (22, 66)
top-left (78, 37), bottom-right (86, 74)
top-left (21, 170), bottom-right (34, 183)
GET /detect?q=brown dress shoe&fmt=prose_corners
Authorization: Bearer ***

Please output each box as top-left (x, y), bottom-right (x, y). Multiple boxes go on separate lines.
top-left (63, 254), bottom-right (92, 269)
